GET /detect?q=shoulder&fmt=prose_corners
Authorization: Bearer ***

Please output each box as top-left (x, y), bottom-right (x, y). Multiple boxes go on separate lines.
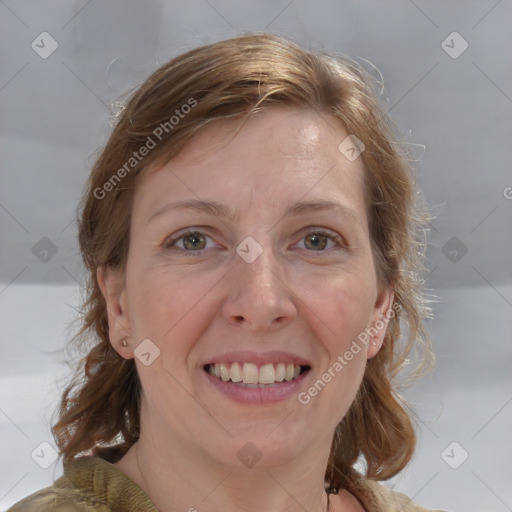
top-left (6, 476), bottom-right (100, 511)
top-left (7, 455), bottom-right (157, 512)
top-left (352, 478), bottom-right (450, 512)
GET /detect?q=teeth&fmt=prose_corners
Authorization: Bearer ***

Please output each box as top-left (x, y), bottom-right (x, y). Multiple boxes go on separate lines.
top-left (220, 363), bottom-right (230, 382)
top-left (243, 362), bottom-right (259, 384)
top-left (259, 363), bottom-right (275, 384)
top-left (230, 362), bottom-right (242, 382)
top-left (275, 363), bottom-right (285, 381)
top-left (285, 363), bottom-right (294, 381)
top-left (208, 362), bottom-right (305, 385)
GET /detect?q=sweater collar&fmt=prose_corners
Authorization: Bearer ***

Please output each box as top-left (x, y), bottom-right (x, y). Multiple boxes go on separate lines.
top-left (64, 456), bottom-right (158, 511)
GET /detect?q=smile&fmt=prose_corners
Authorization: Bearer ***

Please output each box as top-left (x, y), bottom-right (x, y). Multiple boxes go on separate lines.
top-left (204, 362), bottom-right (310, 386)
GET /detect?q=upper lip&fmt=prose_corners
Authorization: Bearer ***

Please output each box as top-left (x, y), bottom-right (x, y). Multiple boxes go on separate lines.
top-left (202, 350), bottom-right (312, 367)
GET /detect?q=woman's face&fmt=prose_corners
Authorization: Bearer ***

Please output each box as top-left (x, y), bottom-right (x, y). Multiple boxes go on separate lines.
top-left (101, 107), bottom-right (393, 470)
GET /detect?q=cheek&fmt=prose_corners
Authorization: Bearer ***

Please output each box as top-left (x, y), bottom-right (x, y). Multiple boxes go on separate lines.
top-left (301, 276), bottom-right (372, 414)
top-left (302, 269), bottom-right (375, 347)
top-left (127, 267), bottom-right (219, 407)
top-left (128, 264), bottom-right (219, 360)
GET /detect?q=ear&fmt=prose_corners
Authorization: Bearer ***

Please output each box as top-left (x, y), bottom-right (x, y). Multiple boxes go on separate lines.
top-left (97, 265), bottom-right (133, 359)
top-left (366, 284), bottom-right (395, 359)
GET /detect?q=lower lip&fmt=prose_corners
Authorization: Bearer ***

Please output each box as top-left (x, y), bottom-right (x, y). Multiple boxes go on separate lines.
top-left (202, 368), bottom-right (310, 404)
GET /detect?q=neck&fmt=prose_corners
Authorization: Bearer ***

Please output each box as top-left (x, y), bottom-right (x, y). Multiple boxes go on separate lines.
top-left (116, 434), bottom-right (334, 512)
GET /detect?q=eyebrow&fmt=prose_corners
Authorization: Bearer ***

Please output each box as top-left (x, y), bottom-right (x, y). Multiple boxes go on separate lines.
top-left (147, 199), bottom-right (362, 225)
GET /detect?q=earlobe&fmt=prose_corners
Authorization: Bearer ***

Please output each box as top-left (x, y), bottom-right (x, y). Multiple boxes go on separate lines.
top-left (96, 265), bottom-right (133, 359)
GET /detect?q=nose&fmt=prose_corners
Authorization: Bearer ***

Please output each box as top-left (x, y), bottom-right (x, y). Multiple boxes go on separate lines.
top-left (221, 239), bottom-right (298, 332)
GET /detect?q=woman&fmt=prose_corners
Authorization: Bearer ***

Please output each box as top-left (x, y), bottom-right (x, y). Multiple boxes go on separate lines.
top-left (9, 33), bottom-right (446, 511)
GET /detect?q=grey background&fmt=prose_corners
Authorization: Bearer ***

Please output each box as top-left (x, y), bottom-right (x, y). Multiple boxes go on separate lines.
top-left (1, 1), bottom-right (511, 511)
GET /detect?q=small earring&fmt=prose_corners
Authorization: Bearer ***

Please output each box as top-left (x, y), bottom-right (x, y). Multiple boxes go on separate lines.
top-left (121, 337), bottom-right (128, 347)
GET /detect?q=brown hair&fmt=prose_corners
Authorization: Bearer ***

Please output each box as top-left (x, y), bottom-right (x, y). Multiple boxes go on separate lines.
top-left (51, 32), bottom-right (434, 492)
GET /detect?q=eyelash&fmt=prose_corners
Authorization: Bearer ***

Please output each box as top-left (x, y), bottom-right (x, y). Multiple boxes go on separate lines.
top-left (163, 228), bottom-right (346, 256)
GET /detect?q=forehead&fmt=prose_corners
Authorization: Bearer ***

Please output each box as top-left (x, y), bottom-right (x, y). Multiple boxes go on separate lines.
top-left (133, 107), bottom-right (368, 226)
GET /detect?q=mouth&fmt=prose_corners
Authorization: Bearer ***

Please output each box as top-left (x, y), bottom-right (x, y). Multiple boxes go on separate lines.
top-left (203, 362), bottom-right (311, 387)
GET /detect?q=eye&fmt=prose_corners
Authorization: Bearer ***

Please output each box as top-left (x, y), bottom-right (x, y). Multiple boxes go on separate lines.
top-left (163, 230), bottom-right (215, 254)
top-left (162, 228), bottom-right (345, 256)
top-left (298, 229), bottom-right (344, 252)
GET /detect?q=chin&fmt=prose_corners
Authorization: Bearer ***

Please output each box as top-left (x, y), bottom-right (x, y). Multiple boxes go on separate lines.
top-left (209, 426), bottom-right (309, 470)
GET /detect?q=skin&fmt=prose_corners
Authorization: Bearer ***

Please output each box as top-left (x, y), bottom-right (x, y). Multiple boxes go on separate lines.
top-left (98, 107), bottom-right (393, 512)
